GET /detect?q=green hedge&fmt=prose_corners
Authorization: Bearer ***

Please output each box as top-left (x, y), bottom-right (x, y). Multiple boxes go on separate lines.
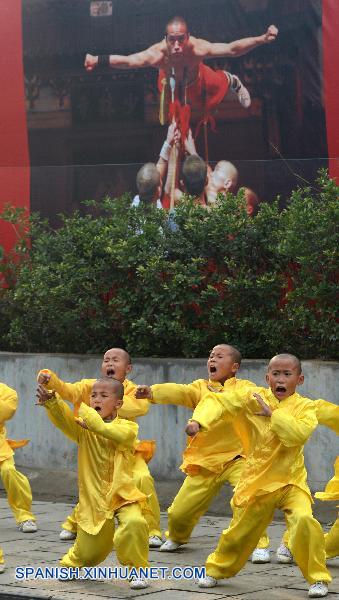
top-left (0, 172), bottom-right (338, 358)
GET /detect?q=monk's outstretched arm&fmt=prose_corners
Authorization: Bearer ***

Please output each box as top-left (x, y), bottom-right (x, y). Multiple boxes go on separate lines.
top-left (85, 44), bottom-right (163, 71)
top-left (198, 25), bottom-right (278, 58)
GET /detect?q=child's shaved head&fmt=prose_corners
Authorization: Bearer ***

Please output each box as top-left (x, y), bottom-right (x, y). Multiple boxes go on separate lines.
top-left (105, 348), bottom-right (131, 364)
top-left (95, 377), bottom-right (124, 399)
top-left (268, 354), bottom-right (302, 374)
top-left (215, 344), bottom-right (242, 366)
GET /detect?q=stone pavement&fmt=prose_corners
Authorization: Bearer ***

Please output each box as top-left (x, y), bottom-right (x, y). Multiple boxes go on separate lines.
top-left (0, 498), bottom-right (338, 600)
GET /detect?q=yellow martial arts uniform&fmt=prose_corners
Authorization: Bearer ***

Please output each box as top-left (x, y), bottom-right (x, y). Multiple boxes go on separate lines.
top-left (191, 387), bottom-right (332, 585)
top-left (44, 395), bottom-right (149, 569)
top-left (315, 457), bottom-right (339, 559)
top-left (39, 370), bottom-right (160, 538)
top-left (0, 546), bottom-right (3, 566)
top-left (313, 401), bottom-right (339, 559)
top-left (0, 383), bottom-right (35, 525)
top-left (150, 378), bottom-right (268, 548)
top-left (279, 399), bottom-right (339, 552)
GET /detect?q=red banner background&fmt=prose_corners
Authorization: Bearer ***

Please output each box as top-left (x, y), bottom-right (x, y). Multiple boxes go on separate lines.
top-left (0, 1), bottom-right (29, 254)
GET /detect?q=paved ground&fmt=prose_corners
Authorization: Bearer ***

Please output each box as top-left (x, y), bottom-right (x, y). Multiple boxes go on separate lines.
top-left (1, 467), bottom-right (337, 523)
top-left (0, 498), bottom-right (338, 600)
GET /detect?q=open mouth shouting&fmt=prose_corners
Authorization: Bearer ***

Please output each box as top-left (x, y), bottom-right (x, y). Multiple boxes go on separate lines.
top-left (106, 368), bottom-right (115, 377)
top-left (274, 385), bottom-right (287, 398)
top-left (208, 364), bottom-right (219, 380)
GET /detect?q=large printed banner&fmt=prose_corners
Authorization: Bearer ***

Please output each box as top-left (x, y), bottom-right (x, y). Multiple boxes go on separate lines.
top-left (0, 1), bottom-right (30, 253)
top-left (0, 0), bottom-right (338, 250)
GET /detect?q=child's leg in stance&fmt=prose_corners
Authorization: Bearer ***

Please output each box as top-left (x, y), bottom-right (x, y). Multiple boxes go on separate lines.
top-left (205, 491), bottom-right (277, 580)
top-left (276, 528), bottom-right (293, 564)
top-left (60, 503), bottom-right (149, 570)
top-left (60, 457), bottom-right (159, 547)
top-left (0, 457), bottom-right (36, 529)
top-left (114, 503), bottom-right (149, 568)
top-left (60, 505), bottom-right (77, 540)
top-left (60, 519), bottom-right (114, 568)
top-left (165, 458), bottom-right (269, 550)
top-left (133, 453), bottom-right (161, 543)
top-left (280, 486), bottom-right (331, 585)
top-left (325, 514), bottom-right (339, 559)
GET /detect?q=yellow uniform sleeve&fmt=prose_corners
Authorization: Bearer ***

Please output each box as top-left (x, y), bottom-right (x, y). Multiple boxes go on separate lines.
top-left (38, 369), bottom-right (93, 406)
top-left (315, 456), bottom-right (339, 501)
top-left (151, 381), bottom-right (203, 409)
top-left (314, 399), bottom-right (339, 434)
top-left (118, 380), bottom-right (150, 418)
top-left (44, 395), bottom-right (80, 443)
top-left (190, 388), bottom-right (248, 430)
top-left (79, 404), bottom-right (138, 449)
top-left (0, 383), bottom-right (18, 423)
top-left (38, 371), bottom-right (149, 419)
top-left (270, 403), bottom-right (318, 447)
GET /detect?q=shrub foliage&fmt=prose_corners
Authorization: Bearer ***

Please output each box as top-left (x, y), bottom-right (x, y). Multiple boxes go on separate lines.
top-left (0, 173), bottom-right (338, 358)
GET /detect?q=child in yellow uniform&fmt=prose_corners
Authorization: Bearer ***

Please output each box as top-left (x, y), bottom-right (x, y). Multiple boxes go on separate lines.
top-left (188, 354), bottom-right (332, 598)
top-left (38, 348), bottom-right (161, 547)
top-left (313, 401), bottom-right (339, 559)
top-left (0, 382), bottom-right (37, 550)
top-left (277, 399), bottom-right (339, 564)
top-left (315, 400), bottom-right (339, 558)
top-left (315, 455), bottom-right (339, 559)
top-left (136, 344), bottom-right (270, 561)
top-left (37, 378), bottom-right (149, 589)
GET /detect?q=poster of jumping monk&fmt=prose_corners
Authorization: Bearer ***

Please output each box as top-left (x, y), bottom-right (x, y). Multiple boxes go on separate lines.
top-left (85, 16), bottom-right (278, 137)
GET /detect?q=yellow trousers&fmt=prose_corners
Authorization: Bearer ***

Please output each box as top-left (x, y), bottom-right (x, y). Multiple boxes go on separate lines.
top-left (60, 503), bottom-right (149, 569)
top-left (166, 457), bottom-right (269, 549)
top-left (325, 514), bottom-right (339, 559)
top-left (62, 453), bottom-right (161, 538)
top-left (206, 485), bottom-right (331, 584)
top-left (62, 506), bottom-right (78, 533)
top-left (0, 456), bottom-right (35, 524)
top-left (0, 547), bottom-right (4, 565)
top-left (133, 453), bottom-right (161, 538)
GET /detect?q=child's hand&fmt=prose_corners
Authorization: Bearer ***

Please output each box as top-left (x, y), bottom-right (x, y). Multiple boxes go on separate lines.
top-left (135, 385), bottom-right (153, 400)
top-left (75, 417), bottom-right (89, 430)
top-left (185, 420), bottom-right (200, 436)
top-left (37, 370), bottom-right (51, 385)
top-left (36, 384), bottom-right (55, 405)
top-left (253, 393), bottom-right (272, 417)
